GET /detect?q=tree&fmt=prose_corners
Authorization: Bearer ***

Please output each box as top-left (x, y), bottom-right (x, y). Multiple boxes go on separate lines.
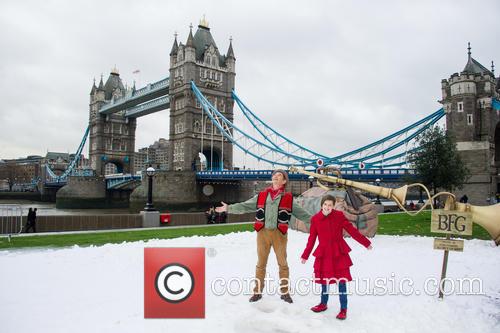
top-left (410, 125), bottom-right (469, 197)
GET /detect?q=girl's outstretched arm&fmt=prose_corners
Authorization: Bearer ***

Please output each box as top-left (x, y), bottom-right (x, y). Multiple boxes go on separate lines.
top-left (341, 212), bottom-right (372, 248)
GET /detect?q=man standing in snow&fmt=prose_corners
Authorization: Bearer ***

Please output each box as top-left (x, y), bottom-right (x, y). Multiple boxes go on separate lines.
top-left (216, 169), bottom-right (313, 303)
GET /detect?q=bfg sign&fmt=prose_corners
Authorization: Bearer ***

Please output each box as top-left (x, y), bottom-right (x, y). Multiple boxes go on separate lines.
top-left (431, 210), bottom-right (472, 236)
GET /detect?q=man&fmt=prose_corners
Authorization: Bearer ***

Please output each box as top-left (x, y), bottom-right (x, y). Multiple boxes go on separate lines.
top-left (216, 169), bottom-right (313, 303)
top-left (25, 207), bottom-right (37, 233)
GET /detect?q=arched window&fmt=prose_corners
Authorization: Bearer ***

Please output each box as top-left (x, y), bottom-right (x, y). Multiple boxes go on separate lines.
top-left (204, 117), bottom-right (212, 133)
top-left (194, 120), bottom-right (201, 132)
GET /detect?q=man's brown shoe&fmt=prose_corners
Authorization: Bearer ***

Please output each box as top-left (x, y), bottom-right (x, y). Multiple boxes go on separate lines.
top-left (249, 294), bottom-right (263, 302)
top-left (280, 294), bottom-right (293, 303)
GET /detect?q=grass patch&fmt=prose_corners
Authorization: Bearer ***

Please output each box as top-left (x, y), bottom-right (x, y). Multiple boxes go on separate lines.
top-left (0, 223), bottom-right (253, 250)
top-left (0, 211), bottom-right (493, 250)
top-left (378, 211), bottom-right (491, 240)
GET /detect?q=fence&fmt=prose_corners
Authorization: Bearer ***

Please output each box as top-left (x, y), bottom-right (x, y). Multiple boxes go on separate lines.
top-left (0, 205), bottom-right (23, 241)
top-left (0, 212), bottom-right (255, 234)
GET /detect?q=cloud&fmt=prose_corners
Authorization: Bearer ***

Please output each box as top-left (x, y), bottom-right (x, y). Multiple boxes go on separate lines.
top-left (1, 0), bottom-right (499, 168)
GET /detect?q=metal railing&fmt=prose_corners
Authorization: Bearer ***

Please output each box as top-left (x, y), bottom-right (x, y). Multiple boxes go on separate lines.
top-left (0, 205), bottom-right (23, 242)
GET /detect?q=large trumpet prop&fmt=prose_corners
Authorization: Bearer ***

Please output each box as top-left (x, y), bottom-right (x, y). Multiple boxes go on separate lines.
top-left (290, 166), bottom-right (500, 245)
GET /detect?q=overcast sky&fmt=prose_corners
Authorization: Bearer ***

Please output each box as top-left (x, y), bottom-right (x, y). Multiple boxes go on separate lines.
top-left (1, 0), bottom-right (499, 167)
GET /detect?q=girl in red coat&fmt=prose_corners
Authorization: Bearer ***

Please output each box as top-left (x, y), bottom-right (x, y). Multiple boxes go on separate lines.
top-left (301, 194), bottom-right (373, 320)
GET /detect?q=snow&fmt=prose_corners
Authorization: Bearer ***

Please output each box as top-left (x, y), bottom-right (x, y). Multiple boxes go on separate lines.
top-left (1, 232), bottom-right (499, 333)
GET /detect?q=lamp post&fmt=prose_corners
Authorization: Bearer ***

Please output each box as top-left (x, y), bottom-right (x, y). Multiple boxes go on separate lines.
top-left (375, 178), bottom-right (381, 204)
top-left (309, 175), bottom-right (314, 188)
top-left (144, 166), bottom-right (156, 211)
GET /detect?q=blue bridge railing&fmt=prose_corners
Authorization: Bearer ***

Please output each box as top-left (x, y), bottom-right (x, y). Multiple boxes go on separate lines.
top-left (196, 169), bottom-right (416, 181)
top-left (106, 174), bottom-right (141, 190)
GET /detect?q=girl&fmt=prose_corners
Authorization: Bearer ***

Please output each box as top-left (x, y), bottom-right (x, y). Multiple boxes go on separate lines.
top-left (301, 194), bottom-right (372, 320)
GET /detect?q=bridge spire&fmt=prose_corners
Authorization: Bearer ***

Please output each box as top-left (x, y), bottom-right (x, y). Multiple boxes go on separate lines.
top-left (90, 78), bottom-right (97, 95)
top-left (97, 74), bottom-right (104, 91)
top-left (111, 65), bottom-right (119, 75)
top-left (170, 32), bottom-right (178, 56)
top-left (492, 61), bottom-right (495, 75)
top-left (199, 15), bottom-right (209, 29)
top-left (186, 24), bottom-right (194, 47)
top-left (226, 36), bottom-right (235, 59)
top-left (467, 42), bottom-right (471, 60)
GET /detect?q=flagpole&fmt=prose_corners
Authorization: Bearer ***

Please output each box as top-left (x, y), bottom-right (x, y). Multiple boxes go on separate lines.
top-left (132, 69), bottom-right (141, 89)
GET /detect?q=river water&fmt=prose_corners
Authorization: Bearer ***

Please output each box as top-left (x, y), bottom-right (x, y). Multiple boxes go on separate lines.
top-left (0, 200), bottom-right (130, 216)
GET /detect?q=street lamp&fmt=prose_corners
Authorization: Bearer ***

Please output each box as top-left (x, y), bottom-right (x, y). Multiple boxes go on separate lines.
top-left (308, 175), bottom-right (314, 188)
top-left (144, 166), bottom-right (156, 211)
top-left (418, 187), bottom-right (424, 204)
top-left (375, 178), bottom-right (381, 204)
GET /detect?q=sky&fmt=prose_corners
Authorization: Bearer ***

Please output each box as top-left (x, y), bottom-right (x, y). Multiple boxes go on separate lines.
top-left (1, 0), bottom-right (499, 167)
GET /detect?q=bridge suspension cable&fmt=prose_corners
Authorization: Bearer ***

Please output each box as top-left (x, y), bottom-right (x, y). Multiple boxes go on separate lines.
top-left (195, 82), bottom-right (446, 169)
top-left (45, 126), bottom-right (90, 183)
top-left (232, 91), bottom-right (327, 160)
top-left (232, 91), bottom-right (445, 168)
top-left (191, 82), bottom-right (317, 168)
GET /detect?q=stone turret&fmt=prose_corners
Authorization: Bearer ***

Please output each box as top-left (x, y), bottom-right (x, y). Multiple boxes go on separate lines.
top-left (88, 68), bottom-right (136, 176)
top-left (440, 43), bottom-right (500, 204)
top-left (167, 18), bottom-right (236, 171)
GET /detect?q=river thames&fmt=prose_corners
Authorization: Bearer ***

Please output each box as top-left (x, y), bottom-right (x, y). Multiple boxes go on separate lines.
top-left (0, 200), bottom-right (130, 216)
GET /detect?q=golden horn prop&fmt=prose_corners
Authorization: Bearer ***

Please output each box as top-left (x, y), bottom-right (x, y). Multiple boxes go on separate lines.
top-left (456, 203), bottom-right (500, 246)
top-left (290, 167), bottom-right (408, 209)
top-left (290, 166), bottom-right (500, 246)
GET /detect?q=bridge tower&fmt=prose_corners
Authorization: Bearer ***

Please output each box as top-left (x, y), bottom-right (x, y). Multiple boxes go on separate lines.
top-left (440, 44), bottom-right (500, 204)
top-left (168, 18), bottom-right (235, 171)
top-left (88, 68), bottom-right (137, 176)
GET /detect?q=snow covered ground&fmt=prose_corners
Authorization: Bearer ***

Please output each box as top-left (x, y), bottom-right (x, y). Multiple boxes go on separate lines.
top-left (1, 231), bottom-right (499, 333)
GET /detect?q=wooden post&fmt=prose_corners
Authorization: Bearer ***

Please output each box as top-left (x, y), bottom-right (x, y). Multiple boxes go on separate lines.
top-left (438, 233), bottom-right (451, 299)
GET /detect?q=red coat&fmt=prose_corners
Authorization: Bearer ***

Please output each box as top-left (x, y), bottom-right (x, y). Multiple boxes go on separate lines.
top-left (301, 210), bottom-right (371, 284)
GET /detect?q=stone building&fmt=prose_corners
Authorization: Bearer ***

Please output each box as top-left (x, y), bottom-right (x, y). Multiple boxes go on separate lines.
top-left (88, 68), bottom-right (137, 176)
top-left (440, 44), bottom-right (500, 204)
top-left (168, 18), bottom-right (235, 171)
top-left (1, 155), bottom-right (42, 182)
top-left (134, 138), bottom-right (170, 173)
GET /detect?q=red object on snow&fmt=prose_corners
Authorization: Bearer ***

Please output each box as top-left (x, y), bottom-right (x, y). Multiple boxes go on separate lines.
top-left (311, 303), bottom-right (328, 312)
top-left (336, 309), bottom-right (347, 320)
top-left (160, 213), bottom-right (171, 224)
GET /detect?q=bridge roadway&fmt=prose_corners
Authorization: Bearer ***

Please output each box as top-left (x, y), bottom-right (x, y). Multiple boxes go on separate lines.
top-left (99, 77), bottom-right (170, 117)
top-left (43, 168), bottom-right (415, 189)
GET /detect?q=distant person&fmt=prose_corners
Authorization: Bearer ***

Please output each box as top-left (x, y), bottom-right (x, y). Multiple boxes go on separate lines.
top-left (205, 206), bottom-right (216, 224)
top-left (215, 211), bottom-right (227, 224)
top-left (25, 207), bottom-right (37, 233)
top-left (409, 201), bottom-right (415, 210)
top-left (459, 195), bottom-right (468, 204)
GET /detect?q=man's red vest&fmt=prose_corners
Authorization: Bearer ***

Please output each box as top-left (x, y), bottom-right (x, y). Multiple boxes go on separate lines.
top-left (255, 191), bottom-right (293, 234)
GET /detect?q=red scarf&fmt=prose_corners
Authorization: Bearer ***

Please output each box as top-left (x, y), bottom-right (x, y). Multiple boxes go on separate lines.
top-left (265, 186), bottom-right (285, 201)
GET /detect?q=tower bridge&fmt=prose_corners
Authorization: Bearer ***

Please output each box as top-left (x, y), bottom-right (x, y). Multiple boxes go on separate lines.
top-left (40, 19), bottom-right (500, 209)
